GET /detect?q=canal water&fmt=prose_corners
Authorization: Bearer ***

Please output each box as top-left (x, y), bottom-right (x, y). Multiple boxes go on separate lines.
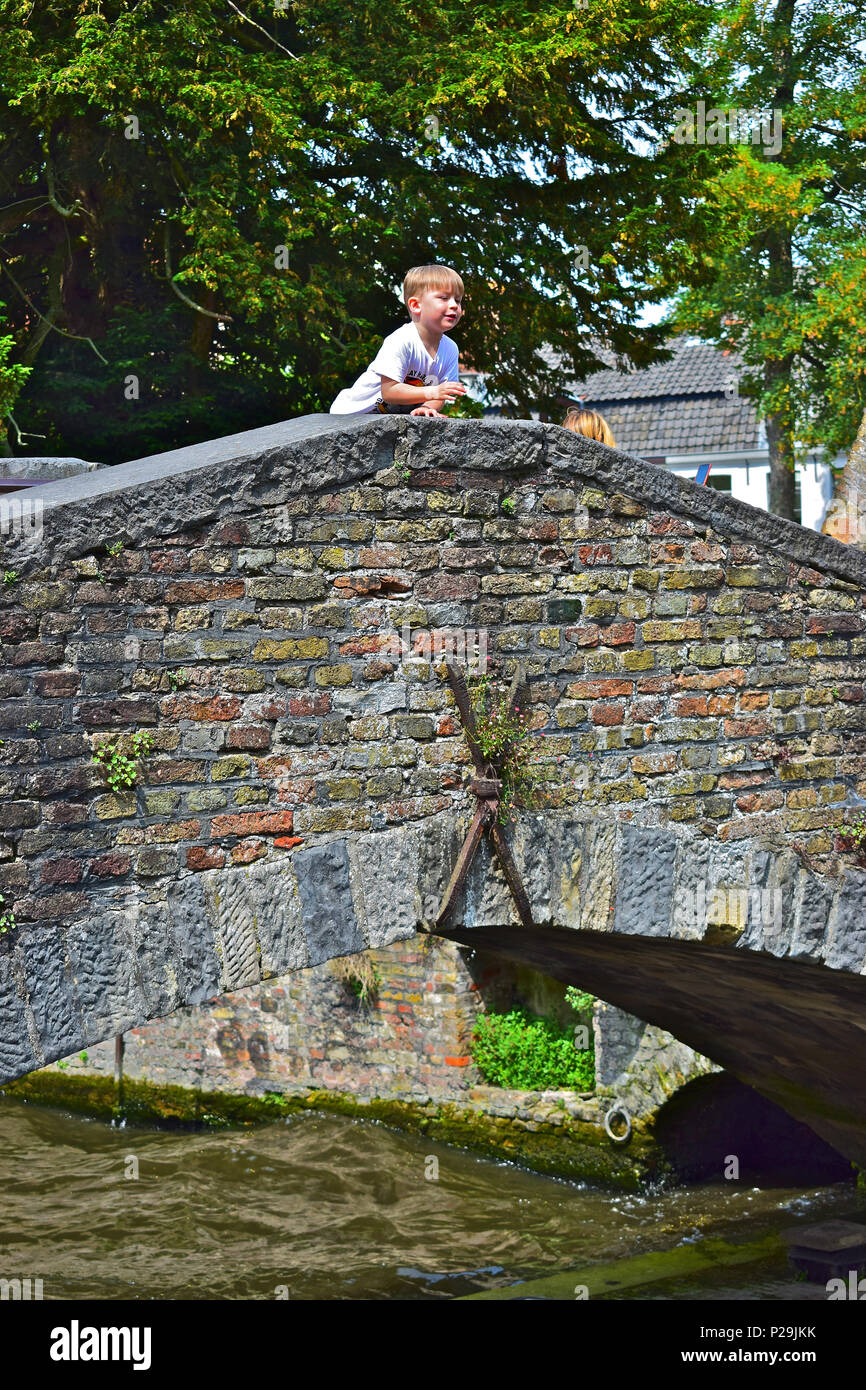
top-left (1, 1096), bottom-right (861, 1300)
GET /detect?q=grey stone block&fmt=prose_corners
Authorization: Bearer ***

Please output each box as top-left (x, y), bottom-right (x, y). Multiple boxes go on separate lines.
top-left (295, 841), bottom-right (364, 965)
top-left (16, 928), bottom-right (83, 1062)
top-left (246, 859), bottom-right (308, 978)
top-left (0, 950), bottom-right (40, 1084)
top-left (416, 811), bottom-right (466, 926)
top-left (465, 833), bottom-right (516, 927)
top-left (580, 821), bottom-right (617, 932)
top-left (202, 868), bottom-right (265, 993)
top-left (167, 874), bottom-right (223, 1004)
top-left (552, 816), bottom-right (586, 930)
top-left (349, 827), bottom-right (419, 948)
top-left (514, 813), bottom-right (559, 925)
top-left (789, 870), bottom-right (834, 959)
top-left (613, 826), bottom-right (677, 937)
top-left (824, 871), bottom-right (866, 972)
top-left (65, 912), bottom-right (144, 1042)
top-left (669, 837), bottom-right (712, 940)
top-left (132, 899), bottom-right (181, 1019)
top-left (333, 683), bottom-right (407, 714)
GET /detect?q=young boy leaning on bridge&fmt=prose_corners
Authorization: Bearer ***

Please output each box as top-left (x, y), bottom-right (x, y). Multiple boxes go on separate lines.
top-left (329, 265), bottom-right (467, 418)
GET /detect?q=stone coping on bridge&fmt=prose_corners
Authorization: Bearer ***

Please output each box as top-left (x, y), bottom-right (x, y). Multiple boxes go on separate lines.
top-left (6, 414), bottom-right (866, 589)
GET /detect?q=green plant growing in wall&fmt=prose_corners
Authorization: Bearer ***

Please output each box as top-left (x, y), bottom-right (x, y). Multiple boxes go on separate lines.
top-left (27, 720), bottom-right (39, 733)
top-left (470, 1007), bottom-right (595, 1091)
top-left (834, 813), bottom-right (866, 867)
top-left (3, 569), bottom-right (19, 585)
top-left (92, 730), bottom-right (155, 791)
top-left (500, 495), bottom-right (515, 516)
top-left (0, 892), bottom-right (16, 934)
top-left (565, 987), bottom-right (595, 1015)
top-left (105, 541), bottom-right (124, 557)
top-left (468, 672), bottom-right (545, 824)
top-left (166, 669), bottom-right (189, 691)
top-left (331, 952), bottom-right (381, 1006)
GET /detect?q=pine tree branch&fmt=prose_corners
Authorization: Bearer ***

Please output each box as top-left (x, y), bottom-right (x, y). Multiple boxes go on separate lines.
top-left (0, 259), bottom-right (109, 364)
top-left (162, 225), bottom-right (234, 322)
top-left (225, 0), bottom-right (298, 60)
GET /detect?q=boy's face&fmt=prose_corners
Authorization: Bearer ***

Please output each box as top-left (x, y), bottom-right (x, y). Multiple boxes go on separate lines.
top-left (408, 285), bottom-right (463, 333)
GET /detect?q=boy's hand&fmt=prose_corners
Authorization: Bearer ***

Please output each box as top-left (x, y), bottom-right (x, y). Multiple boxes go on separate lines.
top-left (410, 403), bottom-right (446, 417)
top-left (428, 381), bottom-right (466, 404)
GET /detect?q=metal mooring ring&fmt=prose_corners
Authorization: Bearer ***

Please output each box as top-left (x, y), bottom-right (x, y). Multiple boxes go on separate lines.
top-left (603, 1105), bottom-right (632, 1144)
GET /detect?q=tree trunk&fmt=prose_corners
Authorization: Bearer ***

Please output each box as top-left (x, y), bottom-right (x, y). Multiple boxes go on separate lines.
top-left (763, 1), bottom-right (797, 521)
top-left (187, 290), bottom-right (217, 400)
top-left (765, 353), bottom-right (796, 521)
top-left (822, 404), bottom-right (866, 547)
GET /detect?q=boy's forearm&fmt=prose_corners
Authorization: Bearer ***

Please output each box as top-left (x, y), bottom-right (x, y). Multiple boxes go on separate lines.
top-left (380, 379), bottom-right (431, 406)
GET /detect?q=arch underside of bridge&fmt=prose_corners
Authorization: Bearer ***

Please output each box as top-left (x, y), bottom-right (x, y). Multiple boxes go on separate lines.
top-left (438, 922), bottom-right (866, 1171)
top-left (2, 810), bottom-right (865, 1167)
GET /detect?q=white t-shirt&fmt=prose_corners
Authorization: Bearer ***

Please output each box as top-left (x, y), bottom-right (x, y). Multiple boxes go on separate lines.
top-left (330, 322), bottom-right (459, 414)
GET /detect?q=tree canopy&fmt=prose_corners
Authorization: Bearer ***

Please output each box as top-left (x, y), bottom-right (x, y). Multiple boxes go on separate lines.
top-left (0, 0), bottom-right (718, 460)
top-left (661, 0), bottom-right (866, 517)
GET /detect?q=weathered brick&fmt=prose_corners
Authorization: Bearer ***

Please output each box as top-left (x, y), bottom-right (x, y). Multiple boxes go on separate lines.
top-left (315, 664), bottom-right (354, 687)
top-left (210, 810), bottom-right (294, 837)
top-left (40, 857), bottom-right (82, 885)
top-left (165, 580), bottom-right (245, 603)
top-left (254, 637), bottom-right (329, 661)
top-left (34, 672), bottom-right (80, 698)
top-left (165, 696), bottom-right (241, 721)
top-left (89, 851), bottom-right (132, 877)
top-left (393, 715), bottom-right (435, 740)
top-left (592, 702), bottom-right (624, 726)
top-left (642, 620), bottom-right (701, 642)
top-left (226, 725), bottom-right (272, 750)
top-left (186, 845), bottom-right (226, 871)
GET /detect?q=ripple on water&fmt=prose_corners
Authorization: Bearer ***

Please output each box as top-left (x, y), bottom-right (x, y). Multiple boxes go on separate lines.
top-left (0, 1098), bottom-right (860, 1299)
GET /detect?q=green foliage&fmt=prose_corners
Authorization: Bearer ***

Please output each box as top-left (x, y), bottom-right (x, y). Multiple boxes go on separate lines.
top-left (3, 570), bottom-right (19, 585)
top-left (92, 729), bottom-right (155, 791)
top-left (0, 0), bottom-right (721, 458)
top-left (470, 1007), bottom-right (595, 1091)
top-left (834, 813), bottom-right (866, 866)
top-left (0, 892), bottom-right (16, 935)
top-left (661, 0), bottom-right (866, 476)
top-left (441, 394), bottom-right (483, 420)
top-left (166, 669), bottom-right (189, 691)
top-left (26, 720), bottom-right (39, 733)
top-left (565, 986), bottom-right (595, 1016)
top-left (500, 496), bottom-right (516, 516)
top-left (0, 302), bottom-right (30, 418)
top-left (469, 672), bottom-right (544, 823)
top-left (105, 540), bottom-right (124, 557)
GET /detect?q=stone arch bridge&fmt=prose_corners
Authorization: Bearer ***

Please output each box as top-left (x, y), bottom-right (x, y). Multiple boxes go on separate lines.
top-left (1, 416), bottom-right (865, 1161)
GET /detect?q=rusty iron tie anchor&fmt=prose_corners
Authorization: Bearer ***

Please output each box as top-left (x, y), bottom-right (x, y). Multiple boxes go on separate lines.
top-left (433, 660), bottom-right (535, 932)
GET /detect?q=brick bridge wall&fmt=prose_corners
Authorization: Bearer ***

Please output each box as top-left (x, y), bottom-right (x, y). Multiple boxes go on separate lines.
top-left (0, 415), bottom-right (865, 1083)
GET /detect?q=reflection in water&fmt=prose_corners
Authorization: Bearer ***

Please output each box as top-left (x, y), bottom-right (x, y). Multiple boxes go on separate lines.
top-left (0, 1098), bottom-right (859, 1300)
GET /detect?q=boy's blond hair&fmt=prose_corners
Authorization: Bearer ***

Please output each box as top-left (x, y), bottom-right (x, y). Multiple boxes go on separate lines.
top-left (563, 407), bottom-right (615, 448)
top-left (403, 264), bottom-right (464, 308)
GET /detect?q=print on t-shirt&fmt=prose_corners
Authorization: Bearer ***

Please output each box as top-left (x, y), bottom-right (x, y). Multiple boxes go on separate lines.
top-left (375, 368), bottom-right (432, 414)
top-left (330, 322), bottom-right (458, 415)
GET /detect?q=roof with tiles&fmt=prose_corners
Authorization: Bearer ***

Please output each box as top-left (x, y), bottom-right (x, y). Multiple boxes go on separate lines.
top-left (559, 337), bottom-right (763, 456)
top-left (472, 337), bottom-right (764, 456)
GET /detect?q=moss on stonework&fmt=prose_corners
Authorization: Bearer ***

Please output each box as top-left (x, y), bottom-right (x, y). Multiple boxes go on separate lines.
top-left (1, 1069), bottom-right (661, 1189)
